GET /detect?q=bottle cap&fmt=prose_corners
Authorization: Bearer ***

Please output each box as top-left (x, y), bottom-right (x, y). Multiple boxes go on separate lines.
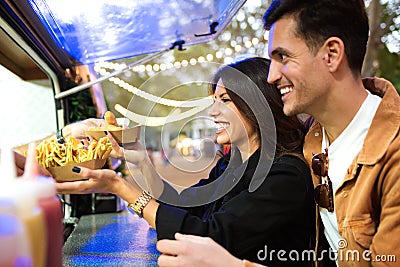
top-left (22, 142), bottom-right (57, 198)
top-left (0, 143), bottom-right (40, 215)
top-left (31, 176), bottom-right (57, 198)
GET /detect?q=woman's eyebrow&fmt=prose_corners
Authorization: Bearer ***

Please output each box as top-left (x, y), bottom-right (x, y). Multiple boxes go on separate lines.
top-left (218, 92), bottom-right (229, 98)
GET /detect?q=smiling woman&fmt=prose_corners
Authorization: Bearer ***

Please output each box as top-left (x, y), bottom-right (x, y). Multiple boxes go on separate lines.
top-left (56, 57), bottom-right (315, 266)
top-left (209, 81), bottom-right (259, 160)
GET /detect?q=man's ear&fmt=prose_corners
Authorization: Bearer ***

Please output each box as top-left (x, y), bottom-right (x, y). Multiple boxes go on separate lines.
top-left (321, 37), bottom-right (345, 73)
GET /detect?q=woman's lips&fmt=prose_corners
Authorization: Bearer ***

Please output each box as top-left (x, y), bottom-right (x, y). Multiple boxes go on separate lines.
top-left (215, 122), bottom-right (229, 134)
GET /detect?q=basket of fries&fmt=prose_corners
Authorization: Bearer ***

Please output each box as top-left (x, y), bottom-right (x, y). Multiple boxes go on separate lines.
top-left (35, 136), bottom-right (112, 182)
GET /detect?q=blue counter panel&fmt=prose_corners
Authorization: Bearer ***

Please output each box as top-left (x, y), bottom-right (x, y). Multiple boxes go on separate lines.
top-left (63, 210), bottom-right (159, 267)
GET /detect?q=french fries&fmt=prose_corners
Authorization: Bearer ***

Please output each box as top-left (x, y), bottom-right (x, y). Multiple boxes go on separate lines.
top-left (35, 136), bottom-right (112, 169)
top-left (104, 111), bottom-right (118, 126)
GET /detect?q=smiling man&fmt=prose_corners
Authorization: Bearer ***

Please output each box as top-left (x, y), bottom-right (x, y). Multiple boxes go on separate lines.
top-left (264, 0), bottom-right (400, 266)
top-left (156, 1), bottom-right (400, 267)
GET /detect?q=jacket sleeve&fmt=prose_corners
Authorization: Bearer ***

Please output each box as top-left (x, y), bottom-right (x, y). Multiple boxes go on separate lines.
top-left (155, 156), bottom-right (314, 255)
top-left (370, 137), bottom-right (400, 266)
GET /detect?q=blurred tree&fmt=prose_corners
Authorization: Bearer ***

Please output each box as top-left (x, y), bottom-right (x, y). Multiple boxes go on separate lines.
top-left (376, 46), bottom-right (400, 91)
top-left (363, 0), bottom-right (400, 92)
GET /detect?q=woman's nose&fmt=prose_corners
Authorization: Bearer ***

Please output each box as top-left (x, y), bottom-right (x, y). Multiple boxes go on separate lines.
top-left (208, 101), bottom-right (220, 117)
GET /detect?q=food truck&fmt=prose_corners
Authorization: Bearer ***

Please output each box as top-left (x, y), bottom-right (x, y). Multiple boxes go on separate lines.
top-left (0, 0), bottom-right (257, 265)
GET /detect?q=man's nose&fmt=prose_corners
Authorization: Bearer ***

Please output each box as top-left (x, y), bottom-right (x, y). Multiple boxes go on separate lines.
top-left (267, 62), bottom-right (282, 84)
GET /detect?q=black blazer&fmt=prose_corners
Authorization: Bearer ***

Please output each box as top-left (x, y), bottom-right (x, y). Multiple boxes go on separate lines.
top-left (155, 149), bottom-right (315, 266)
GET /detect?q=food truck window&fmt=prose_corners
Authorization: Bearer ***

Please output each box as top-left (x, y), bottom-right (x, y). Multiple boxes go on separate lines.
top-left (0, 15), bottom-right (58, 149)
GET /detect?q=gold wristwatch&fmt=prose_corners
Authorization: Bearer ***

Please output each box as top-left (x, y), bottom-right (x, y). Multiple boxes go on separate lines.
top-left (127, 191), bottom-right (152, 217)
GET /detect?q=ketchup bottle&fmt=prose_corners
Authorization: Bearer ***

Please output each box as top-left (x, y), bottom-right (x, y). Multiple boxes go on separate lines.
top-left (23, 143), bottom-right (63, 267)
top-left (1, 143), bottom-right (46, 267)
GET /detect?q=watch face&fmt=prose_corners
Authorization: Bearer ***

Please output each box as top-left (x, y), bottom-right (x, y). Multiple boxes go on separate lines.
top-left (127, 203), bottom-right (142, 217)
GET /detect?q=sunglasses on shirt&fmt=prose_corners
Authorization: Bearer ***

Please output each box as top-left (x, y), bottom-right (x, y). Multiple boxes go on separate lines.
top-left (312, 149), bottom-right (334, 212)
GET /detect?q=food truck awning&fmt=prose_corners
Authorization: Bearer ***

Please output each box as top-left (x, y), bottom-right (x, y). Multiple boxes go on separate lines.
top-left (21, 0), bottom-right (246, 65)
top-left (0, 0), bottom-right (246, 99)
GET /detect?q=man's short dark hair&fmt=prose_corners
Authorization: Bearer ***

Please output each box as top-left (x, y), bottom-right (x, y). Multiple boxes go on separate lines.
top-left (263, 0), bottom-right (369, 74)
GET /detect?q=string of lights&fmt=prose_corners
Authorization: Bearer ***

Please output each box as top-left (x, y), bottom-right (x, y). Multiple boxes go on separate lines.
top-left (115, 103), bottom-right (212, 127)
top-left (93, 25), bottom-right (266, 126)
top-left (94, 35), bottom-right (264, 74)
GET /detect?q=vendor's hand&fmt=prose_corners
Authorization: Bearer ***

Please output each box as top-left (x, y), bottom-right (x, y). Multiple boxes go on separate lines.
top-left (56, 167), bottom-right (121, 194)
top-left (14, 150), bottom-right (28, 176)
top-left (63, 118), bottom-right (105, 143)
top-left (15, 148), bottom-right (52, 177)
top-left (156, 233), bottom-right (244, 267)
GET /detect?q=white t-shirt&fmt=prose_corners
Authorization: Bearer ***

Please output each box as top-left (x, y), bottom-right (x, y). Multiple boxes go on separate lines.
top-left (319, 91), bottom-right (382, 260)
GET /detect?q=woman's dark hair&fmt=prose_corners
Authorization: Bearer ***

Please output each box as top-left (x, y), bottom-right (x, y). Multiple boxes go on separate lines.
top-left (209, 57), bottom-right (307, 159)
top-left (263, 0), bottom-right (369, 75)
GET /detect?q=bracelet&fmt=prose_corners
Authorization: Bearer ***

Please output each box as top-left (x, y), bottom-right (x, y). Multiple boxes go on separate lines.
top-left (56, 128), bottom-right (65, 144)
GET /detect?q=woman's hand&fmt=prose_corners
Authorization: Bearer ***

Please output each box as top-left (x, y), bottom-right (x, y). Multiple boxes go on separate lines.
top-left (62, 119), bottom-right (147, 164)
top-left (104, 132), bottom-right (125, 159)
top-left (56, 167), bottom-right (122, 195)
top-left (157, 233), bottom-right (244, 267)
top-left (122, 141), bottom-right (165, 198)
top-left (106, 135), bottom-right (150, 166)
top-left (55, 165), bottom-right (159, 229)
top-left (122, 141), bottom-right (149, 166)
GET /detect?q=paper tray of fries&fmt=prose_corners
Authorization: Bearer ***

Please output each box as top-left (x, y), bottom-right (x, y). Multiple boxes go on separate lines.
top-left (35, 136), bottom-right (112, 182)
top-left (48, 158), bottom-right (107, 182)
top-left (85, 125), bottom-right (141, 144)
top-left (48, 158), bottom-right (106, 182)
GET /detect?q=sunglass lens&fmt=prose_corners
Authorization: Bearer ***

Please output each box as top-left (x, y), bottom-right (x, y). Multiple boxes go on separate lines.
top-left (312, 153), bottom-right (327, 177)
top-left (314, 183), bottom-right (330, 209)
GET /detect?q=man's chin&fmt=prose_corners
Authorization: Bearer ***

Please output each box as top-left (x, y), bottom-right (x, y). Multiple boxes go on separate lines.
top-left (283, 106), bottom-right (297, 116)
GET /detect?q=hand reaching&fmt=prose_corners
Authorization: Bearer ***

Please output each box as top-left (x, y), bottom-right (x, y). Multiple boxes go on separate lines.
top-left (63, 118), bottom-right (105, 144)
top-left (157, 233), bottom-right (244, 267)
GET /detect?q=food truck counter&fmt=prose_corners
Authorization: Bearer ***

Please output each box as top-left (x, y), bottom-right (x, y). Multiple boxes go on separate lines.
top-left (63, 210), bottom-right (160, 266)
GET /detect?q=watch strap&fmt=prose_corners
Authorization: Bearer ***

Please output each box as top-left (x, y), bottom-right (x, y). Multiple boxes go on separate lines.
top-left (127, 191), bottom-right (152, 217)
